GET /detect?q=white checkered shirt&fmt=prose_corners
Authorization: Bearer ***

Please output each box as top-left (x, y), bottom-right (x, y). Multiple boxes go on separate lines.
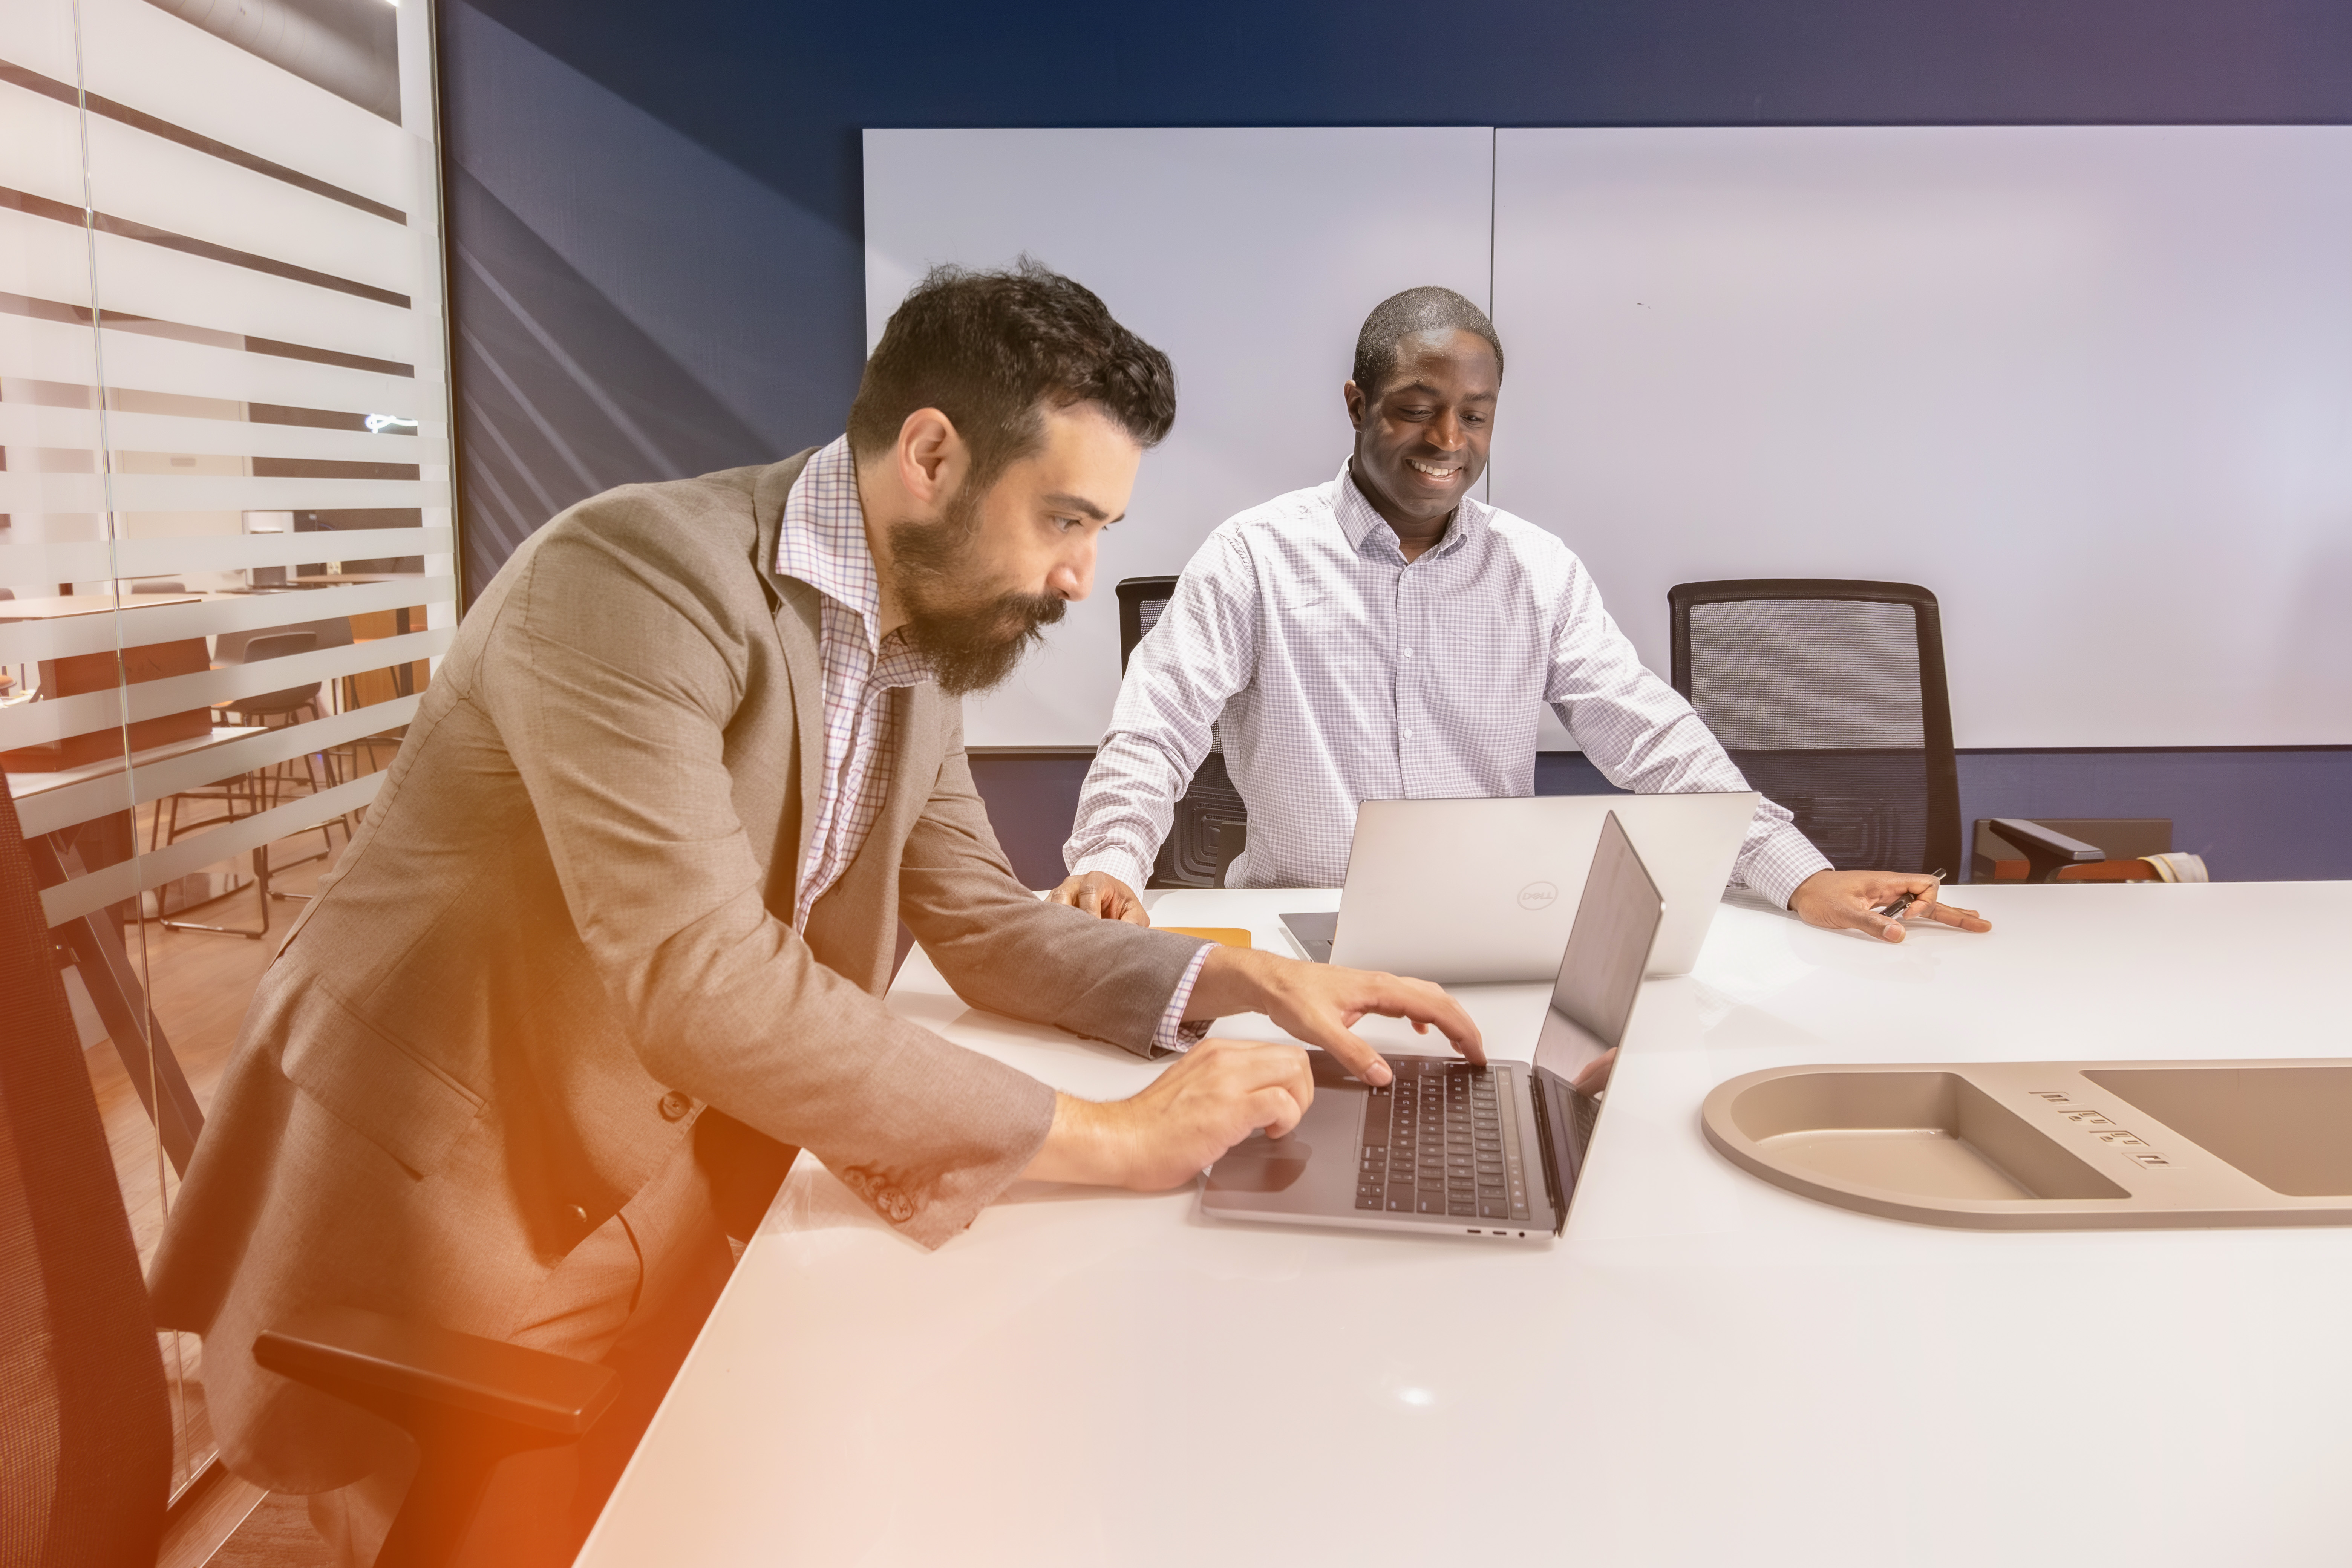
top-left (781, 438), bottom-right (1210, 1050)
top-left (1064, 461), bottom-right (1834, 909)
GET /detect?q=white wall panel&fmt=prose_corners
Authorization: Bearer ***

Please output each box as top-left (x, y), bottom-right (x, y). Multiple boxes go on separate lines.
top-left (1491, 126), bottom-right (2352, 749)
top-left (864, 127), bottom-right (1496, 747)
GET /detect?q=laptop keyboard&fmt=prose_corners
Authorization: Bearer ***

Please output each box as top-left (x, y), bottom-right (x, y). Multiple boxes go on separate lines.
top-left (1356, 1058), bottom-right (1532, 1221)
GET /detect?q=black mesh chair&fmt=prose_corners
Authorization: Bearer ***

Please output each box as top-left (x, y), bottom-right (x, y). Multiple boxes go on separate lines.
top-left (2, 774), bottom-right (619, 1568)
top-left (1669, 579), bottom-right (1962, 878)
top-left (1114, 576), bottom-right (1246, 888)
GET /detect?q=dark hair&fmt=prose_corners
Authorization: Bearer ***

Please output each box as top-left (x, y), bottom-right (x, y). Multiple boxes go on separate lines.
top-left (1351, 286), bottom-right (1505, 398)
top-left (848, 259), bottom-right (1177, 488)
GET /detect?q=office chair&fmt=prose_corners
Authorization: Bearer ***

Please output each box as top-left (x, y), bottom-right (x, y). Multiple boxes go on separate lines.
top-left (1113, 576), bottom-right (1247, 887)
top-left (0, 774), bottom-right (618, 1568)
top-left (1669, 579), bottom-right (1962, 877)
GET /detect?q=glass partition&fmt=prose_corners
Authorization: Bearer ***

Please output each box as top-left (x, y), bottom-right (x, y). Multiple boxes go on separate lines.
top-left (0, 0), bottom-right (455, 1499)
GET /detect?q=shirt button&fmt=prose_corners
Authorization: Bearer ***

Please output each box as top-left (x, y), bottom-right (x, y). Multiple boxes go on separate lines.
top-left (1401, 648), bottom-right (1414, 658)
top-left (1402, 728), bottom-right (1415, 740)
top-left (658, 1090), bottom-right (693, 1121)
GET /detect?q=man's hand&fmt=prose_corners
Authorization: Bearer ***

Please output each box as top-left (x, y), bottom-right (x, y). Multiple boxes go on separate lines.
top-left (1789, 869), bottom-right (1992, 943)
top-left (1047, 869), bottom-right (1150, 926)
top-left (1020, 1038), bottom-right (1314, 1190)
top-left (1182, 945), bottom-right (1484, 1087)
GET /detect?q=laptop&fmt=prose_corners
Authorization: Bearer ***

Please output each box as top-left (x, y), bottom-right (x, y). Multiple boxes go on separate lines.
top-left (1278, 791), bottom-right (1756, 983)
top-left (1202, 811), bottom-right (1666, 1243)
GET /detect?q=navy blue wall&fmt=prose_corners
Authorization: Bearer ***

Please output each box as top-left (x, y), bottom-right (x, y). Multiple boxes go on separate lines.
top-left (439, 0), bottom-right (2352, 884)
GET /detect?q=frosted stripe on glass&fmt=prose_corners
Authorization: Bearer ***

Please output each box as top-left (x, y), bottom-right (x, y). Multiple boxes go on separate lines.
top-left (41, 770), bottom-right (384, 928)
top-left (90, 324), bottom-right (419, 412)
top-left (0, 627), bottom-right (447, 750)
top-left (0, 204), bottom-right (95, 305)
top-left (0, 473), bottom-right (439, 514)
top-left (85, 231), bottom-right (413, 361)
top-left (0, 528), bottom-right (453, 586)
top-left (0, 2), bottom-right (80, 83)
top-left (82, 116), bottom-right (412, 297)
top-left (0, 404), bottom-right (448, 466)
top-left (16, 694), bottom-right (420, 836)
top-left (74, 0), bottom-right (408, 211)
top-left (0, 576), bottom-right (452, 665)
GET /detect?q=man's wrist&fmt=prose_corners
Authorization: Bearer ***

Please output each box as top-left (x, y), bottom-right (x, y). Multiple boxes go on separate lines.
top-left (1182, 943), bottom-right (1286, 1024)
top-left (1023, 1092), bottom-right (1130, 1186)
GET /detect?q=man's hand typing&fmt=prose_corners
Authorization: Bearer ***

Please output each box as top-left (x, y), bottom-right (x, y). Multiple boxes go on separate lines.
top-left (1021, 1038), bottom-right (1316, 1189)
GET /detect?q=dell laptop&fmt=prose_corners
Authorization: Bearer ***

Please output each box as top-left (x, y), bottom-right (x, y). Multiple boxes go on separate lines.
top-left (1279, 792), bottom-right (1753, 983)
top-left (1204, 810), bottom-right (1667, 1242)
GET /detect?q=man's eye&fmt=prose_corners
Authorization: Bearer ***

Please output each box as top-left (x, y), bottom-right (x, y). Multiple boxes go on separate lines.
top-left (1054, 515), bottom-right (1082, 532)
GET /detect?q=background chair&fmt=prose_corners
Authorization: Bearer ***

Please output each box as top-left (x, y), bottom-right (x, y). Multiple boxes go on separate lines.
top-left (1113, 576), bottom-right (1246, 887)
top-left (155, 630), bottom-right (345, 938)
top-left (1669, 579), bottom-right (1962, 877)
top-left (2, 773), bottom-right (619, 1568)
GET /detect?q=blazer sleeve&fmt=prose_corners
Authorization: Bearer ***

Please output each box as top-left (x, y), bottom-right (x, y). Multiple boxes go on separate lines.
top-left (475, 516), bottom-right (1055, 1247)
top-left (899, 709), bottom-right (1212, 1054)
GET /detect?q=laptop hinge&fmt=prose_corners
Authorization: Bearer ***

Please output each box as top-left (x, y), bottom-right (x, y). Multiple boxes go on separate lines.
top-left (1528, 1066), bottom-right (1573, 1237)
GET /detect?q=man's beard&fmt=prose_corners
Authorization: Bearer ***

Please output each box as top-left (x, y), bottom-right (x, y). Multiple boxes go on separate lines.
top-left (885, 484), bottom-right (1066, 697)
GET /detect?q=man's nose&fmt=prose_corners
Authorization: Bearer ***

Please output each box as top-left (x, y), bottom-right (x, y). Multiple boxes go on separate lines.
top-left (1428, 410), bottom-right (1465, 451)
top-left (1050, 539), bottom-right (1095, 602)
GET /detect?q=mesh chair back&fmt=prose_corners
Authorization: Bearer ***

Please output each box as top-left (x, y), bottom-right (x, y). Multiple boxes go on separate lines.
top-left (1115, 576), bottom-right (1179, 672)
top-left (0, 777), bottom-right (173, 1565)
top-left (1669, 580), bottom-right (1959, 876)
top-left (1110, 576), bottom-right (1245, 887)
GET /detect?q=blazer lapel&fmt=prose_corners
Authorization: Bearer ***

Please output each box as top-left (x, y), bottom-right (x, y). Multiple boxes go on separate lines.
top-left (751, 449), bottom-right (829, 885)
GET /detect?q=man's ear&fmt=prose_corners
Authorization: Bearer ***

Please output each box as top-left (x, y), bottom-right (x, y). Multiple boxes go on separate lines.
top-left (896, 407), bottom-right (965, 505)
top-left (1341, 380), bottom-right (1369, 431)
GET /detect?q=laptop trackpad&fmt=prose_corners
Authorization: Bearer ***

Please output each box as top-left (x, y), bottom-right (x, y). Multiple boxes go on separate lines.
top-left (1206, 1133), bottom-right (1315, 1193)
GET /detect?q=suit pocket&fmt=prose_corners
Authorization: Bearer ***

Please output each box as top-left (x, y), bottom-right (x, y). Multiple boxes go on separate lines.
top-left (277, 979), bottom-right (487, 1179)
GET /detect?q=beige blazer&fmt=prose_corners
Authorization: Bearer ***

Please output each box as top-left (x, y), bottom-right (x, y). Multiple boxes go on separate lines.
top-left (148, 450), bottom-right (1208, 1490)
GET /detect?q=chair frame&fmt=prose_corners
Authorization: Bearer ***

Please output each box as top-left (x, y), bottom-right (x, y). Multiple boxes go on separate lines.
top-left (1667, 577), bottom-right (1962, 879)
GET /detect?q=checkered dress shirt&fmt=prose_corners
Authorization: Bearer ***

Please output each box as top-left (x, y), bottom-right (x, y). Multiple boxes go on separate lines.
top-left (781, 438), bottom-right (1210, 1050)
top-left (1064, 461), bottom-right (1834, 909)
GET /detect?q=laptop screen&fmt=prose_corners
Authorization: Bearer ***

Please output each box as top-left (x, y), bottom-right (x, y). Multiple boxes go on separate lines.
top-left (1532, 812), bottom-right (1666, 1081)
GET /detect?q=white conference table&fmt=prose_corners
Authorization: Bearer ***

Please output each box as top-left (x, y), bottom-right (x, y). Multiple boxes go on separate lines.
top-left (579, 882), bottom-right (2352, 1567)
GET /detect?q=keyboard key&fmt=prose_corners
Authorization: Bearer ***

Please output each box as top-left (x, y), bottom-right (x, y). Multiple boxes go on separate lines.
top-left (1357, 1193), bottom-right (1382, 1209)
top-left (1417, 1195), bottom-right (1446, 1214)
top-left (1478, 1200), bottom-right (1508, 1219)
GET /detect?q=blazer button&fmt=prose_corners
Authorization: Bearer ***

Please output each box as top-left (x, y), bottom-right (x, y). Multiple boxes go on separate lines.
top-left (876, 1189), bottom-right (915, 1225)
top-left (657, 1090), bottom-right (693, 1122)
top-left (569, 1204), bottom-right (589, 1226)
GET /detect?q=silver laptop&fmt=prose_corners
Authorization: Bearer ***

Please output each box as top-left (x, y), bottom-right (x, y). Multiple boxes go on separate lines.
top-left (1202, 812), bottom-right (1666, 1243)
top-left (1278, 791), bottom-right (1755, 983)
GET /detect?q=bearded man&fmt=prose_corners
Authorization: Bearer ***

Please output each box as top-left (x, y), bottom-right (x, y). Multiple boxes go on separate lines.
top-left (151, 263), bottom-right (1477, 1563)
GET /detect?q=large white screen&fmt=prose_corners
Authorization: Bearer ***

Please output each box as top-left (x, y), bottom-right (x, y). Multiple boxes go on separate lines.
top-left (869, 126), bottom-right (2352, 750)
top-left (864, 127), bottom-right (1496, 747)
top-left (1492, 126), bottom-right (2352, 749)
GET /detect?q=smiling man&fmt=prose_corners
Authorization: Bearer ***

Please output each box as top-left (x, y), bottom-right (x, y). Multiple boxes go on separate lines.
top-left (1055, 285), bottom-right (1989, 945)
top-left (150, 263), bottom-right (1478, 1566)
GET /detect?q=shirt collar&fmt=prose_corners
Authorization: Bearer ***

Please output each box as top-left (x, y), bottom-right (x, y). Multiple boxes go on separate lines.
top-left (776, 436), bottom-right (885, 651)
top-left (1334, 458), bottom-right (1486, 561)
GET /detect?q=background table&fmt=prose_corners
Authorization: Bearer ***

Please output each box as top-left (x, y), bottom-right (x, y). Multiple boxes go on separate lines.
top-left (579, 882), bottom-right (2352, 1567)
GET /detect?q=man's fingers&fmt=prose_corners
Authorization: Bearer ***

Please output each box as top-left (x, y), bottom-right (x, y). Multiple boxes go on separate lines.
top-left (1918, 897), bottom-right (1993, 933)
top-left (1287, 1015), bottom-right (1392, 1085)
top-left (1840, 903), bottom-right (1906, 943)
top-left (1249, 1084), bottom-right (1308, 1139)
top-left (1360, 976), bottom-right (1485, 1063)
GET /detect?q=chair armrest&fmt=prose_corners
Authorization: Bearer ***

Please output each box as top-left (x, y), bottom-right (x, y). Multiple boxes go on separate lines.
top-left (1989, 818), bottom-right (2106, 883)
top-left (255, 1305), bottom-right (618, 1439)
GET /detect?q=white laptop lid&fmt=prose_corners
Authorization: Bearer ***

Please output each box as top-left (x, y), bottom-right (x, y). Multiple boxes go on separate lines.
top-left (1326, 792), bottom-right (1758, 984)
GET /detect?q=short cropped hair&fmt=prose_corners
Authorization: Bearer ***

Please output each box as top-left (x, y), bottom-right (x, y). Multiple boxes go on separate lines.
top-left (848, 260), bottom-right (1177, 488)
top-left (1351, 286), bottom-right (1505, 398)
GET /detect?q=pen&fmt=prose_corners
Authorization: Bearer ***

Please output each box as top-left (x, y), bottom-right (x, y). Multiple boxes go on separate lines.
top-left (1880, 869), bottom-right (1946, 920)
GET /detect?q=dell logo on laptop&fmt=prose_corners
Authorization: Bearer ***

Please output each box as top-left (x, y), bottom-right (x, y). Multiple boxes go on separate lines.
top-left (1517, 881), bottom-right (1559, 911)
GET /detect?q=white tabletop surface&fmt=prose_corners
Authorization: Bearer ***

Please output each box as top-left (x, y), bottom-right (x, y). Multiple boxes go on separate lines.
top-left (579, 882), bottom-right (2352, 1567)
